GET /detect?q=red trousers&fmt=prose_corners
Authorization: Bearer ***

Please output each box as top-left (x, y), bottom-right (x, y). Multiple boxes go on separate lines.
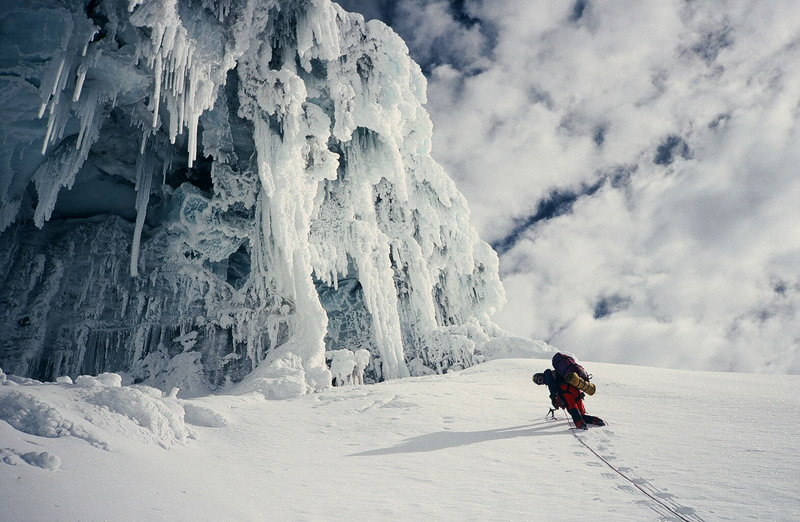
top-left (559, 383), bottom-right (601, 429)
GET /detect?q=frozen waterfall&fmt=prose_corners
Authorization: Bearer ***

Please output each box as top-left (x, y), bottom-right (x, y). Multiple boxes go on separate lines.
top-left (0, 0), bottom-right (538, 397)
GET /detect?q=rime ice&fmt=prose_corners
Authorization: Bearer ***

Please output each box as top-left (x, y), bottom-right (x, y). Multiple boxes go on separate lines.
top-left (0, 0), bottom-right (525, 397)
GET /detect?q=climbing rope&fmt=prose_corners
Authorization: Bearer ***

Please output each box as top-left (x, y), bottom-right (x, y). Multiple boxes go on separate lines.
top-left (562, 411), bottom-right (697, 522)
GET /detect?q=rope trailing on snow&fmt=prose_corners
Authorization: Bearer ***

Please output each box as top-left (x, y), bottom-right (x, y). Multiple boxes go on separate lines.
top-left (563, 412), bottom-right (696, 522)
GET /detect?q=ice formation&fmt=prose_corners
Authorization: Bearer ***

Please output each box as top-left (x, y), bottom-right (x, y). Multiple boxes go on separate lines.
top-left (0, 0), bottom-right (526, 397)
top-left (327, 348), bottom-right (370, 386)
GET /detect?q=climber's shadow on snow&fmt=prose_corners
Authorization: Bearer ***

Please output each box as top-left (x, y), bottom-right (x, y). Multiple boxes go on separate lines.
top-left (350, 421), bottom-right (567, 456)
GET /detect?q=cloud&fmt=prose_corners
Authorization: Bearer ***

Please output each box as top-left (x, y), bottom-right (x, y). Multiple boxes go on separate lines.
top-left (336, 0), bottom-right (494, 73)
top-left (339, 0), bottom-right (800, 373)
top-left (491, 180), bottom-right (605, 256)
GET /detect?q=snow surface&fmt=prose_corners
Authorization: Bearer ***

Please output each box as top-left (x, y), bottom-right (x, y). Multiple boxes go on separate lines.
top-left (2, 357), bottom-right (798, 521)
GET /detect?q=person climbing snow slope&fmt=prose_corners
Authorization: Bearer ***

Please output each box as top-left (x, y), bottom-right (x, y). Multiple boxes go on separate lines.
top-left (533, 357), bottom-right (606, 430)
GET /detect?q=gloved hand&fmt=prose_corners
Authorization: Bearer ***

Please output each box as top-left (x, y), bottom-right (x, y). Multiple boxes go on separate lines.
top-left (550, 395), bottom-right (562, 409)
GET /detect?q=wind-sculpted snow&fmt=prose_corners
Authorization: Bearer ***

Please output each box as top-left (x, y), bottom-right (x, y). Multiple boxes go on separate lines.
top-left (0, 370), bottom-right (188, 450)
top-left (0, 390), bottom-right (102, 446)
top-left (0, 0), bottom-right (537, 397)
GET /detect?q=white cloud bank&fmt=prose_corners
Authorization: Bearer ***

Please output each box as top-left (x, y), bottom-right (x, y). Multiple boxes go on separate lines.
top-left (339, 0), bottom-right (800, 373)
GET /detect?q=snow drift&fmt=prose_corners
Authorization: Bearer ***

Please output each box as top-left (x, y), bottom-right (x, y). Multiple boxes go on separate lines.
top-left (2, 359), bottom-right (799, 521)
top-left (0, 0), bottom-right (542, 397)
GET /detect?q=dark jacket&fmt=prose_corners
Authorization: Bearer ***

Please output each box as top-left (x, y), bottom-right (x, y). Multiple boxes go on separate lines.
top-left (541, 368), bottom-right (601, 429)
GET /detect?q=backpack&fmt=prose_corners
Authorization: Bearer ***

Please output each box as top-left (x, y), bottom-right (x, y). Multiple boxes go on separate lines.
top-left (552, 352), bottom-right (596, 395)
top-left (552, 352), bottom-right (590, 381)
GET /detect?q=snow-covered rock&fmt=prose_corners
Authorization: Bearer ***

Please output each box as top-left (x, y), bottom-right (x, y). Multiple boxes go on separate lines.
top-left (327, 347), bottom-right (370, 386)
top-left (0, 369), bottom-right (189, 449)
top-left (20, 451), bottom-right (61, 472)
top-left (0, 0), bottom-right (542, 397)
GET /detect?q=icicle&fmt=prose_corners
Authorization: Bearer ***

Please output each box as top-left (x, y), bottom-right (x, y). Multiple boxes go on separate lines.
top-left (130, 150), bottom-right (153, 277)
top-left (73, 65), bottom-right (87, 102)
top-left (81, 27), bottom-right (97, 57)
top-left (76, 122), bottom-right (86, 152)
top-left (152, 53), bottom-right (162, 127)
top-left (33, 89), bottom-right (107, 228)
top-left (162, 149), bottom-right (173, 185)
top-left (188, 121), bottom-right (198, 167)
top-left (41, 100), bottom-right (57, 154)
top-left (38, 50), bottom-right (76, 155)
top-left (177, 92), bottom-right (186, 136)
top-left (74, 92), bottom-right (99, 152)
top-left (186, 67), bottom-right (199, 167)
top-left (50, 57), bottom-right (66, 96)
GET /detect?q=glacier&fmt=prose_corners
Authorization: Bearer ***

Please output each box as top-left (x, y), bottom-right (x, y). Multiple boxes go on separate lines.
top-left (0, 0), bottom-right (541, 397)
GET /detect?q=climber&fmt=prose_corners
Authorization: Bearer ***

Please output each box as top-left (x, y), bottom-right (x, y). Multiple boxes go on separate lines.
top-left (533, 369), bottom-right (606, 430)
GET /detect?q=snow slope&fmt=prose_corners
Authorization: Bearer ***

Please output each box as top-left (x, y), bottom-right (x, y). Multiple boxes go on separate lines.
top-left (1, 358), bottom-right (798, 521)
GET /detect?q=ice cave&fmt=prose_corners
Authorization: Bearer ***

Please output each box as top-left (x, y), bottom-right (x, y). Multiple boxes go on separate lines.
top-left (0, 0), bottom-right (528, 397)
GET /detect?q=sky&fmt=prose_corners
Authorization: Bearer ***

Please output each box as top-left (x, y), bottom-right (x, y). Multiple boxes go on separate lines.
top-left (336, 0), bottom-right (800, 374)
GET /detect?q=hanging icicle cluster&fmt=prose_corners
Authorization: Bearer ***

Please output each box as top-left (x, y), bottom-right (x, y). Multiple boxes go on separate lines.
top-left (0, 0), bottom-right (523, 398)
